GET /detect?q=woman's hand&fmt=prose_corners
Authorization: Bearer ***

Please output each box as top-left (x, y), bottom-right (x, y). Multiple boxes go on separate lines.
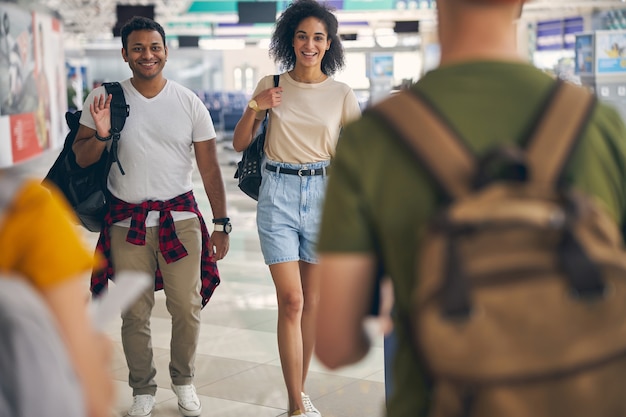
top-left (255, 86), bottom-right (283, 111)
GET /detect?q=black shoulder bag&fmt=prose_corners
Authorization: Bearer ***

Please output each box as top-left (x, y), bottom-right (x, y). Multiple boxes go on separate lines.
top-left (234, 74), bottom-right (280, 201)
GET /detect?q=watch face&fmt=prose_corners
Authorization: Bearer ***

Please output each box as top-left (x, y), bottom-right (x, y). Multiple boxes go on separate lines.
top-left (224, 223), bottom-right (233, 234)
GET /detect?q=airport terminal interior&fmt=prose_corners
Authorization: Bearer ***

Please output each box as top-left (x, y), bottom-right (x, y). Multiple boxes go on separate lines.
top-left (17, 148), bottom-right (387, 417)
top-left (4, 0), bottom-right (626, 416)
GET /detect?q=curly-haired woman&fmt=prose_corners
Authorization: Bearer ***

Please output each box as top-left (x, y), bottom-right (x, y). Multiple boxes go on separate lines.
top-left (233, 1), bottom-right (361, 415)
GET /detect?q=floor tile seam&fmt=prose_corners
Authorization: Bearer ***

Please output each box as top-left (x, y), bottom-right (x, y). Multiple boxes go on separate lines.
top-left (199, 319), bottom-right (278, 332)
top-left (306, 366), bottom-right (384, 381)
top-left (248, 318), bottom-right (280, 332)
top-left (312, 377), bottom-right (386, 403)
top-left (305, 374), bottom-right (367, 400)
top-left (309, 366), bottom-right (385, 379)
top-left (202, 324), bottom-right (280, 340)
top-left (192, 360), bottom-right (275, 390)
top-left (358, 368), bottom-right (388, 381)
top-left (196, 322), bottom-right (251, 337)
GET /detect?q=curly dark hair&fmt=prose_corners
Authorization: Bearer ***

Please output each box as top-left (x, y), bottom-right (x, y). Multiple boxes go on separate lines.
top-left (269, 0), bottom-right (345, 76)
top-left (120, 16), bottom-right (166, 51)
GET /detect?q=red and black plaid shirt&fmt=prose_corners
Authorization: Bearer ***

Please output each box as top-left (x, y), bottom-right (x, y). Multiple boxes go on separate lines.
top-left (90, 191), bottom-right (220, 308)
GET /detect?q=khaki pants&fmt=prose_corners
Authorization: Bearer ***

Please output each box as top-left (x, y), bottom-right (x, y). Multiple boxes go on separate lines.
top-left (110, 217), bottom-right (202, 396)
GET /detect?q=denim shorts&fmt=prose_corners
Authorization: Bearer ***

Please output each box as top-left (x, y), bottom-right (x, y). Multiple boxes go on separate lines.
top-left (257, 158), bottom-right (330, 265)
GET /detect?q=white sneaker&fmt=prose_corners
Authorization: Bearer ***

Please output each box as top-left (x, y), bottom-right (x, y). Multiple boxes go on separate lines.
top-left (171, 383), bottom-right (202, 416)
top-left (301, 392), bottom-right (322, 417)
top-left (127, 394), bottom-right (155, 417)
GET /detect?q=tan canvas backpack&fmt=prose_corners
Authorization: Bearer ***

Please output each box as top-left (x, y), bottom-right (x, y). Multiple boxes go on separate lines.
top-left (371, 80), bottom-right (626, 417)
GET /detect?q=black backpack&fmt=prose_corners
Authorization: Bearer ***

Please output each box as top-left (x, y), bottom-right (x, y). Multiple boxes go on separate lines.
top-left (44, 82), bottom-right (129, 232)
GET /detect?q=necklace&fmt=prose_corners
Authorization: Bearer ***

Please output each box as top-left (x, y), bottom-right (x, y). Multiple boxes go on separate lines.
top-left (290, 71), bottom-right (326, 84)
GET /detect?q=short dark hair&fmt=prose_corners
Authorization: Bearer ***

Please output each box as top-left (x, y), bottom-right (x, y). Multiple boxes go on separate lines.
top-left (120, 16), bottom-right (166, 50)
top-left (269, 0), bottom-right (345, 76)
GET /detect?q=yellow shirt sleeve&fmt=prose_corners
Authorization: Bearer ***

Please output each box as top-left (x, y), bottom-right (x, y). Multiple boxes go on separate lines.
top-left (0, 179), bottom-right (97, 289)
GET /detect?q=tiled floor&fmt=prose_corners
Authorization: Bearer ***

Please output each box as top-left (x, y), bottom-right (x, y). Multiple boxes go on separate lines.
top-left (24, 142), bottom-right (387, 417)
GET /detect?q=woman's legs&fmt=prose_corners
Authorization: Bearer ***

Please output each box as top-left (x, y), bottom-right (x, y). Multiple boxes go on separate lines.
top-left (257, 160), bottom-right (329, 414)
top-left (270, 260), bottom-right (319, 415)
top-left (299, 260), bottom-right (320, 386)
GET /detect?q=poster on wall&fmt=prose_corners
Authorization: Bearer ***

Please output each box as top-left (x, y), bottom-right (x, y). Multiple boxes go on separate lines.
top-left (370, 54), bottom-right (394, 78)
top-left (595, 30), bottom-right (626, 74)
top-left (575, 33), bottom-right (594, 75)
top-left (0, 4), bottom-right (65, 167)
top-left (34, 13), bottom-right (66, 151)
top-left (66, 62), bottom-right (87, 112)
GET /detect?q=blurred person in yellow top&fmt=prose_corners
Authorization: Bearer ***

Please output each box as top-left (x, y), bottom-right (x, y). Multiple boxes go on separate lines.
top-left (0, 169), bottom-right (114, 417)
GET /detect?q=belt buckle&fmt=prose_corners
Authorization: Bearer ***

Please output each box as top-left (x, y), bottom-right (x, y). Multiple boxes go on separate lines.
top-left (298, 168), bottom-right (313, 177)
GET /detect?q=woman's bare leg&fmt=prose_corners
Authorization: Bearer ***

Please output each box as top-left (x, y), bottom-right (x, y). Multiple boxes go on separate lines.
top-left (270, 261), bottom-right (307, 414)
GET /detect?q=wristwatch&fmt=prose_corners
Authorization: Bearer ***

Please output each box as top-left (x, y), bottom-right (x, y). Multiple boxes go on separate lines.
top-left (213, 223), bottom-right (232, 234)
top-left (248, 99), bottom-right (260, 113)
top-left (212, 217), bottom-right (232, 234)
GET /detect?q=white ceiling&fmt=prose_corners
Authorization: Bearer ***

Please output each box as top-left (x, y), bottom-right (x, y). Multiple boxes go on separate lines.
top-left (22, 0), bottom-right (626, 43)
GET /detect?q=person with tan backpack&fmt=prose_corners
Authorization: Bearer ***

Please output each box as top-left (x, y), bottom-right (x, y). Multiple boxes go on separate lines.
top-left (315, 0), bottom-right (626, 416)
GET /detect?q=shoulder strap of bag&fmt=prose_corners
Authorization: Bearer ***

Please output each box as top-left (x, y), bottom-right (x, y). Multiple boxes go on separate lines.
top-left (267, 74), bottom-right (280, 116)
top-left (525, 80), bottom-right (596, 188)
top-left (369, 90), bottom-right (476, 200)
top-left (102, 82), bottom-right (130, 175)
top-left (265, 74), bottom-right (280, 118)
top-left (103, 82), bottom-right (129, 136)
top-left (370, 81), bottom-right (596, 200)
top-left (259, 74), bottom-right (280, 136)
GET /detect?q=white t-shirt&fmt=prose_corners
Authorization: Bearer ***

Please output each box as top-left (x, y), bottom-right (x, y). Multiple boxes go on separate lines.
top-left (80, 79), bottom-right (216, 226)
top-left (253, 72), bottom-right (361, 164)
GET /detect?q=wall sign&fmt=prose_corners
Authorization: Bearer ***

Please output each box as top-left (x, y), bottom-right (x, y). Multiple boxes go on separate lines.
top-left (536, 17), bottom-right (584, 51)
top-left (595, 30), bottom-right (626, 74)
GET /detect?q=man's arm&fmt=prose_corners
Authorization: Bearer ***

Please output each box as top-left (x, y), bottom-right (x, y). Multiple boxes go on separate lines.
top-left (72, 124), bottom-right (107, 167)
top-left (193, 139), bottom-right (229, 260)
top-left (315, 252), bottom-right (378, 369)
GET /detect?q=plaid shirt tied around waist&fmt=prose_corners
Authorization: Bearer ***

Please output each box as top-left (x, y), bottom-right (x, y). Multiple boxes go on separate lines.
top-left (90, 190), bottom-right (220, 308)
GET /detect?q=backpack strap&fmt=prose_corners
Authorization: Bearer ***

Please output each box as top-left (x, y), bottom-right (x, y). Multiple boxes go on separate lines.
top-left (270, 74), bottom-right (279, 114)
top-left (260, 74), bottom-right (280, 120)
top-left (103, 82), bottom-right (130, 175)
top-left (525, 80), bottom-right (596, 188)
top-left (370, 81), bottom-right (596, 199)
top-left (103, 82), bottom-right (129, 135)
top-left (260, 74), bottom-right (280, 138)
top-left (370, 90), bottom-right (476, 200)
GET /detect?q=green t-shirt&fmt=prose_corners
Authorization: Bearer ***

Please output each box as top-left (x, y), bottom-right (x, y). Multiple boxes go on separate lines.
top-left (318, 61), bottom-right (626, 417)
